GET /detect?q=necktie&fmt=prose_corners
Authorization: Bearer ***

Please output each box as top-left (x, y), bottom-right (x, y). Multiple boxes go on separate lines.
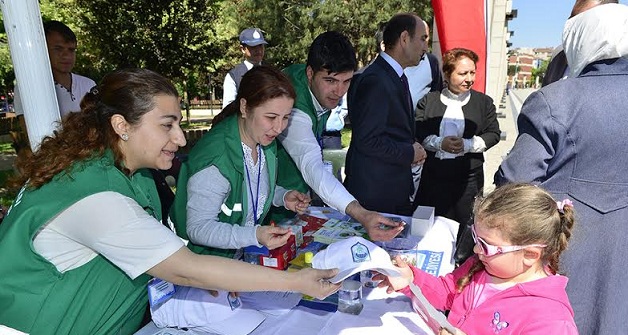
top-left (400, 73), bottom-right (413, 112)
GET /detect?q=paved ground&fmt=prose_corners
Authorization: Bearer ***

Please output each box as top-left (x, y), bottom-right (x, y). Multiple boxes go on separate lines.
top-left (482, 88), bottom-right (535, 193)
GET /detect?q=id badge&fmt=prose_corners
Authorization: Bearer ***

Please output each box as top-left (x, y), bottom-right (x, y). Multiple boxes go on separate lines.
top-left (227, 293), bottom-right (242, 311)
top-left (147, 278), bottom-right (176, 308)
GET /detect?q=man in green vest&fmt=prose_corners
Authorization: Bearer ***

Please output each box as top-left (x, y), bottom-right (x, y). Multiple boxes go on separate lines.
top-left (274, 31), bottom-right (403, 241)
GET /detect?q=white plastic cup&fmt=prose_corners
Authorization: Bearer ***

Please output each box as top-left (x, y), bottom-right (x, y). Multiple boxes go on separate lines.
top-left (337, 279), bottom-right (363, 315)
top-left (360, 270), bottom-right (381, 288)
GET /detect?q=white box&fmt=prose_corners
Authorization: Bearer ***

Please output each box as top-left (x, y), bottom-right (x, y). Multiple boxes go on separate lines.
top-left (410, 206), bottom-right (435, 237)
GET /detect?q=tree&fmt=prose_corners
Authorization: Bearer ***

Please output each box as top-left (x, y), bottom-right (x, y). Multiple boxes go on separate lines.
top-left (531, 59), bottom-right (549, 84)
top-left (76, 0), bottom-right (223, 101)
top-left (0, 14), bottom-right (15, 93)
top-left (217, 0), bottom-right (432, 71)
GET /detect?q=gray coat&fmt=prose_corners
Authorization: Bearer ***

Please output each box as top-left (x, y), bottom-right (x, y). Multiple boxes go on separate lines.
top-left (495, 57), bottom-right (628, 335)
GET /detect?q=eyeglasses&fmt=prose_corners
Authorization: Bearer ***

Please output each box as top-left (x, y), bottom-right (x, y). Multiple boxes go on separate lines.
top-left (471, 224), bottom-right (546, 257)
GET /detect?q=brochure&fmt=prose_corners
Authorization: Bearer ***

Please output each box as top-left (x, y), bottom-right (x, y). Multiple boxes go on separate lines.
top-left (408, 283), bottom-right (456, 334)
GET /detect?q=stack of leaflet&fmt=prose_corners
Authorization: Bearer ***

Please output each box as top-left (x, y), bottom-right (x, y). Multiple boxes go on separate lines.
top-left (311, 218), bottom-right (367, 244)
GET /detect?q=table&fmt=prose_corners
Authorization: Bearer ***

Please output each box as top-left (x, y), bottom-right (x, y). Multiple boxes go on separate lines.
top-left (135, 217), bottom-right (459, 335)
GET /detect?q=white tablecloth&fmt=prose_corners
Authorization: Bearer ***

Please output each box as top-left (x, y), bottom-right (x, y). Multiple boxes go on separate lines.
top-left (135, 217), bottom-right (459, 335)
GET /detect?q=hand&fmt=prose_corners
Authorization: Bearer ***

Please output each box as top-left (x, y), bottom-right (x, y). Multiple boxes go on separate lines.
top-left (442, 136), bottom-right (464, 154)
top-left (373, 255), bottom-right (414, 293)
top-left (206, 290), bottom-right (239, 299)
top-left (284, 190), bottom-right (311, 214)
top-left (256, 225), bottom-right (292, 250)
top-left (412, 142), bottom-right (427, 165)
top-left (292, 267), bottom-right (341, 300)
top-left (346, 201), bottom-right (404, 241)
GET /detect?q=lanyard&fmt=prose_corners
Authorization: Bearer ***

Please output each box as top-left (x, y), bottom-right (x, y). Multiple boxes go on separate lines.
top-left (244, 145), bottom-right (262, 226)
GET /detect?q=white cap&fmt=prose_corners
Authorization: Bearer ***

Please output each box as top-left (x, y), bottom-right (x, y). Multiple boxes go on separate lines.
top-left (312, 236), bottom-right (401, 283)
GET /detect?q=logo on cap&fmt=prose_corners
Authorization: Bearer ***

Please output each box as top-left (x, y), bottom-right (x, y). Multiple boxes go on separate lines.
top-left (351, 242), bottom-right (371, 263)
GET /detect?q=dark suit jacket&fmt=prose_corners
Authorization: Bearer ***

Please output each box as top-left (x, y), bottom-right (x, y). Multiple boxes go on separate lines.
top-left (541, 50), bottom-right (568, 87)
top-left (345, 56), bottom-right (415, 215)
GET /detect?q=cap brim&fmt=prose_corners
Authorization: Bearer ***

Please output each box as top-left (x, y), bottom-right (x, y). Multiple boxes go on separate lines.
top-left (241, 41), bottom-right (268, 46)
top-left (329, 264), bottom-right (401, 284)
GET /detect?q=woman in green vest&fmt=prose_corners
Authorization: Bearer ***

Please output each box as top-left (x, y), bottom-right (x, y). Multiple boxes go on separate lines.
top-left (171, 66), bottom-right (310, 259)
top-left (0, 68), bottom-right (338, 335)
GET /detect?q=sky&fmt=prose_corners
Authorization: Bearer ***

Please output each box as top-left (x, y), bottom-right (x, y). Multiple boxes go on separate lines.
top-left (508, 0), bottom-right (628, 49)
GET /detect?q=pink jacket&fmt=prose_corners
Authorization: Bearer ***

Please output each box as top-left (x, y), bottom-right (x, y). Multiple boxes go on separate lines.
top-left (401, 257), bottom-right (578, 334)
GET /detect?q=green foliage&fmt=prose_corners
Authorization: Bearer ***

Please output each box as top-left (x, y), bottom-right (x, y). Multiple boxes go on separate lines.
top-left (0, 12), bottom-right (14, 92)
top-left (531, 59), bottom-right (549, 83)
top-left (2, 0), bottom-right (432, 99)
top-left (76, 0), bottom-right (221, 82)
top-left (217, 0), bottom-right (432, 70)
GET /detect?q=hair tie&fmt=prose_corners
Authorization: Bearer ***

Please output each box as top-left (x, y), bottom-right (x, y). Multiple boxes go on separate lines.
top-left (90, 86), bottom-right (99, 96)
top-left (556, 199), bottom-right (573, 214)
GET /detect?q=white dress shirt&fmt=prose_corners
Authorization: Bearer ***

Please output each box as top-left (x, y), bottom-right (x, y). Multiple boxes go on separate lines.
top-left (222, 60), bottom-right (255, 108)
top-left (278, 90), bottom-right (356, 214)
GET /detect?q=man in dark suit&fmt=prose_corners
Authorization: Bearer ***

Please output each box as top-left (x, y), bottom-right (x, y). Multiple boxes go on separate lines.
top-left (344, 13), bottom-right (428, 216)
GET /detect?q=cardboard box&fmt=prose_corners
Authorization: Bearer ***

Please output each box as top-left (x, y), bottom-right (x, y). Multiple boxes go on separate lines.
top-left (260, 234), bottom-right (296, 270)
top-left (411, 206), bottom-right (435, 237)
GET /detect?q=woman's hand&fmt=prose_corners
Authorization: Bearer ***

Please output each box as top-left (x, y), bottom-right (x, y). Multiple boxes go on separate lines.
top-left (373, 255), bottom-right (414, 293)
top-left (256, 225), bottom-right (292, 250)
top-left (292, 267), bottom-right (341, 300)
top-left (206, 290), bottom-right (239, 300)
top-left (284, 190), bottom-right (311, 214)
top-left (441, 136), bottom-right (464, 154)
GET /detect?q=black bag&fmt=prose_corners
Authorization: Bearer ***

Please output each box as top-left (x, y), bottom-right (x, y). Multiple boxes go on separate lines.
top-left (453, 219), bottom-right (475, 266)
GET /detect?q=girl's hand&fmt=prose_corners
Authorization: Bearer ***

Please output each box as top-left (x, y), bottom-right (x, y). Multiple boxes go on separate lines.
top-left (373, 255), bottom-right (414, 293)
top-left (284, 190), bottom-right (311, 214)
top-left (256, 225), bottom-right (291, 250)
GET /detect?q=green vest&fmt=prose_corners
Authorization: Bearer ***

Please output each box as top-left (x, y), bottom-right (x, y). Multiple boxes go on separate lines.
top-left (0, 151), bottom-right (161, 335)
top-left (269, 64), bottom-right (330, 222)
top-left (171, 115), bottom-right (277, 258)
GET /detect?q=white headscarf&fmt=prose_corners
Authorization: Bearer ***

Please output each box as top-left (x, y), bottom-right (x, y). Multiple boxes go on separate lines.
top-left (563, 3), bottom-right (628, 78)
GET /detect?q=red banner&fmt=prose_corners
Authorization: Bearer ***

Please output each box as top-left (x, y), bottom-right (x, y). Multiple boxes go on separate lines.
top-left (432, 0), bottom-right (487, 93)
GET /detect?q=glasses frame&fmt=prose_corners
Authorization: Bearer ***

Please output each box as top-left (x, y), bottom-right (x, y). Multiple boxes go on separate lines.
top-left (471, 224), bottom-right (547, 257)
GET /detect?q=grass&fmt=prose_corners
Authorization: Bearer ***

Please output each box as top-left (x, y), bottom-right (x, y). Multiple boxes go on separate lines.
top-left (0, 169), bottom-right (16, 208)
top-left (180, 120), bottom-right (211, 130)
top-left (341, 128), bottom-right (352, 148)
top-left (0, 142), bottom-right (15, 155)
top-left (0, 140), bottom-right (17, 208)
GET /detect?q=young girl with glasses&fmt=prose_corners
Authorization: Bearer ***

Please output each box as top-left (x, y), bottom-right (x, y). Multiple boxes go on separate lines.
top-left (376, 183), bottom-right (578, 334)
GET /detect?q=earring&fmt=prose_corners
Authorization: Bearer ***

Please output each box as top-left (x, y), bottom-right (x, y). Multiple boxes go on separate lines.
top-left (121, 134), bottom-right (129, 141)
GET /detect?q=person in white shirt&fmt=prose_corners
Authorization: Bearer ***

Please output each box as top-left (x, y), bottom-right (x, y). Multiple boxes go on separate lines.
top-left (13, 20), bottom-right (96, 150)
top-left (276, 31), bottom-right (404, 241)
top-left (222, 28), bottom-right (268, 108)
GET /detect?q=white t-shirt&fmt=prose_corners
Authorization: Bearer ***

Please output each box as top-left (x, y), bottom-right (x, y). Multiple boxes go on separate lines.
top-left (33, 191), bottom-right (185, 279)
top-left (14, 73), bottom-right (96, 117)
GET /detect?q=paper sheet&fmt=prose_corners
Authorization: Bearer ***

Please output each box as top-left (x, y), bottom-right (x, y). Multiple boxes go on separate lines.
top-left (408, 283), bottom-right (456, 334)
